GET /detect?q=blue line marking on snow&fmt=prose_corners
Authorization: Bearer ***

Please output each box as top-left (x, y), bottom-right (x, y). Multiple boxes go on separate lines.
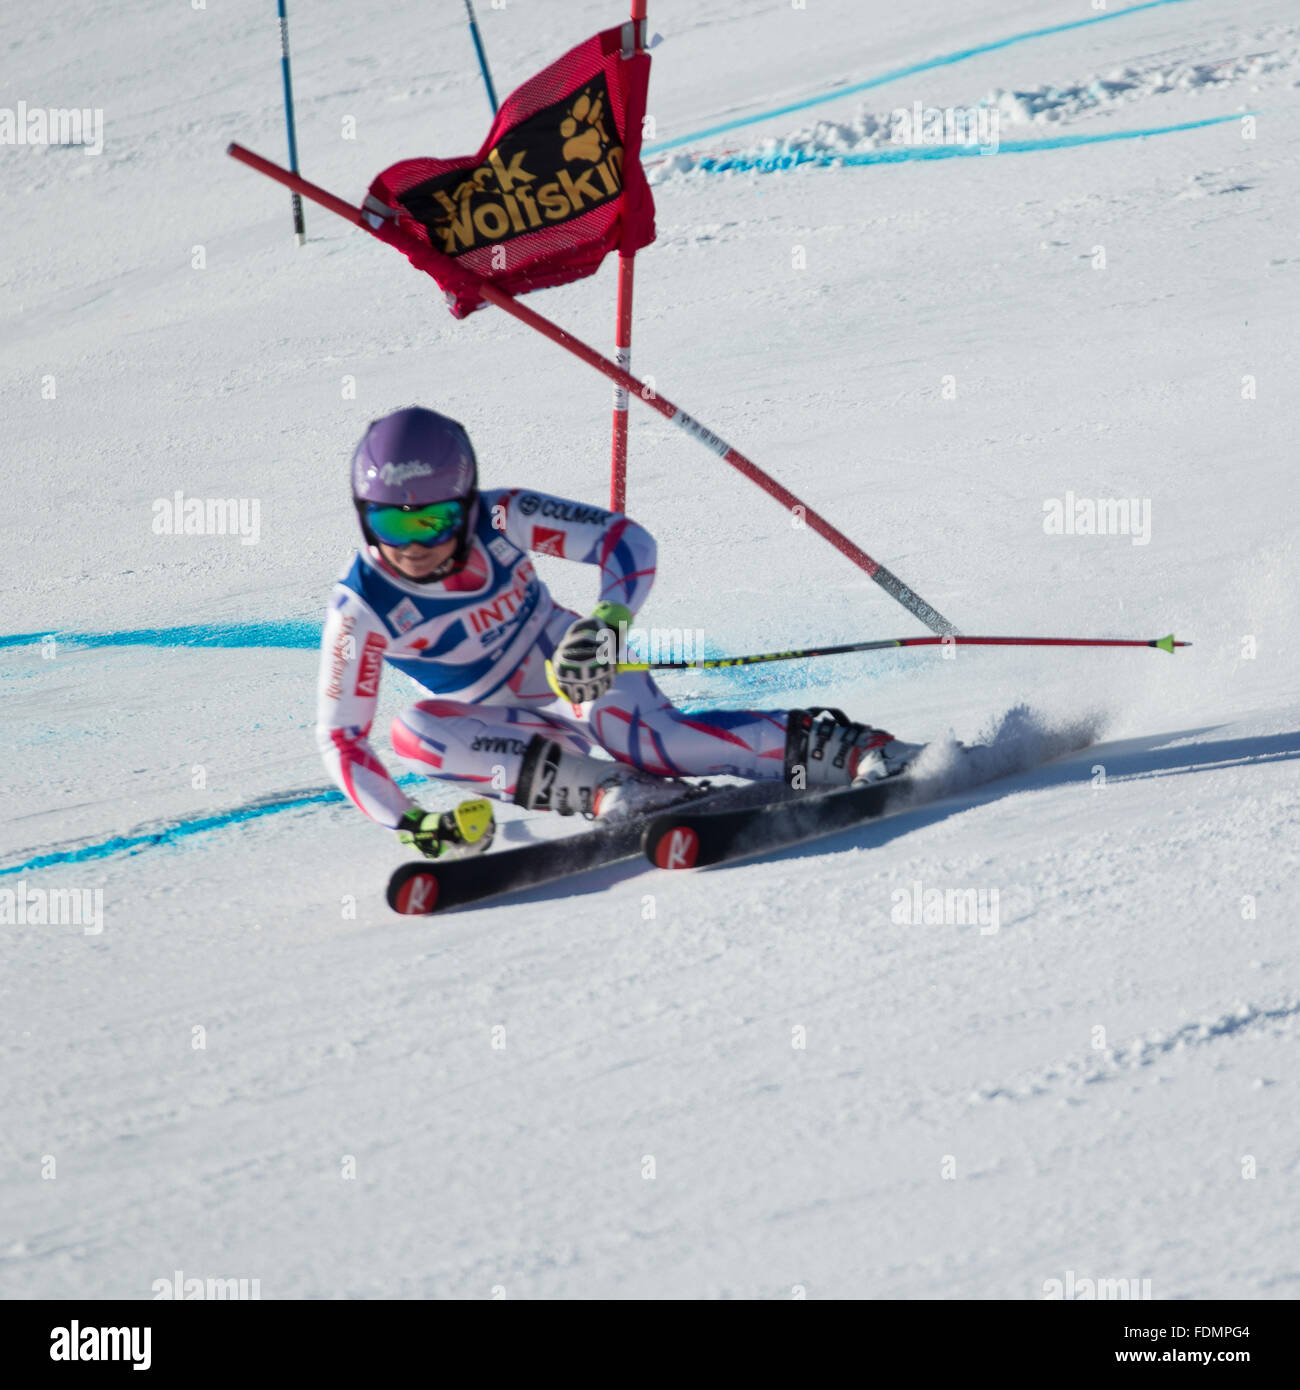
top-left (1, 625), bottom-right (911, 875)
top-left (644, 0), bottom-right (1195, 155)
top-left (0, 618), bottom-right (869, 698)
top-left (689, 112), bottom-right (1247, 175)
top-left (0, 619), bottom-right (323, 651)
top-left (0, 774), bottom-right (426, 878)
top-left (1, 643), bottom-right (894, 874)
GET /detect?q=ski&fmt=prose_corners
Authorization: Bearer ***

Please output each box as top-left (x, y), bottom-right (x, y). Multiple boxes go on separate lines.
top-left (644, 776), bottom-right (916, 871)
top-left (388, 815), bottom-right (645, 914)
top-left (387, 781), bottom-right (795, 915)
top-left (642, 731), bottom-right (1091, 870)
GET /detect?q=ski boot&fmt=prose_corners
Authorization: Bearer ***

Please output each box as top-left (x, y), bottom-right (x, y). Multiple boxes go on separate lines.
top-left (784, 708), bottom-right (924, 789)
top-left (514, 735), bottom-right (702, 821)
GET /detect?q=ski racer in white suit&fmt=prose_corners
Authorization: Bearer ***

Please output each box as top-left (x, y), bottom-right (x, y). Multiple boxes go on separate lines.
top-left (316, 408), bottom-right (918, 859)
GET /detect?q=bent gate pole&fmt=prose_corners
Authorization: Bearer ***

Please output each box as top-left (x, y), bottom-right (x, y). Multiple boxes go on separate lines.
top-left (226, 142), bottom-right (959, 636)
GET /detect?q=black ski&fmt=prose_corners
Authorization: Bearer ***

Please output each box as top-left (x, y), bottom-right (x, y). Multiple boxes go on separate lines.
top-left (388, 815), bottom-right (649, 914)
top-left (642, 727), bottom-right (1093, 870)
top-left (643, 776), bottom-right (916, 871)
top-left (387, 781), bottom-right (796, 915)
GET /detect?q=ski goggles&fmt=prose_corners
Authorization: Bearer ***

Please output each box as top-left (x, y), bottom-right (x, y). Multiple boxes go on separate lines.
top-left (364, 499), bottom-right (466, 548)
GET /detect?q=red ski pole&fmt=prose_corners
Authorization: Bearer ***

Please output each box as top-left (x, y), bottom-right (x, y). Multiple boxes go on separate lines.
top-left (225, 143), bottom-right (959, 638)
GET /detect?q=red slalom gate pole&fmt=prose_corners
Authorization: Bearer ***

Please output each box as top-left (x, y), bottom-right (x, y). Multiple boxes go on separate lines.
top-left (608, 1), bottom-right (647, 512)
top-left (609, 230), bottom-right (636, 511)
top-left (226, 142), bottom-right (959, 636)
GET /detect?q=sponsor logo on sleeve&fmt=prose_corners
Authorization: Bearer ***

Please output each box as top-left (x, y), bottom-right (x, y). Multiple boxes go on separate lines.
top-left (386, 596), bottom-right (423, 634)
top-left (488, 535), bottom-right (517, 565)
top-left (354, 631), bottom-right (386, 697)
top-left (325, 615), bottom-right (357, 701)
top-left (516, 493), bottom-right (609, 525)
top-left (530, 525), bottom-right (566, 557)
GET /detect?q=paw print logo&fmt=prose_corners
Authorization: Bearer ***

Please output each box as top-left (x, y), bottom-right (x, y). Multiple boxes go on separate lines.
top-left (560, 87), bottom-right (609, 164)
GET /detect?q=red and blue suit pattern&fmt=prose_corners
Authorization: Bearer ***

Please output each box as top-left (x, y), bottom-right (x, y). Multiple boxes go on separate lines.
top-left (316, 488), bottom-right (788, 827)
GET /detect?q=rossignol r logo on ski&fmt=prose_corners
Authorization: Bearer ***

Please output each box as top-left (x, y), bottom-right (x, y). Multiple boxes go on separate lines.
top-left (394, 871), bottom-right (439, 914)
top-left (653, 825), bottom-right (699, 870)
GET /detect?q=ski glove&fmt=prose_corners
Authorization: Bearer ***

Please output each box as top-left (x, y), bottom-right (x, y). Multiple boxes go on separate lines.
top-left (549, 601), bottom-right (631, 704)
top-left (397, 801), bottom-right (495, 859)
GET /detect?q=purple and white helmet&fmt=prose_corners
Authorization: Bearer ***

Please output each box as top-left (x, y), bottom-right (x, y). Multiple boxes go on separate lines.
top-left (351, 406), bottom-right (477, 507)
top-left (351, 407), bottom-right (479, 574)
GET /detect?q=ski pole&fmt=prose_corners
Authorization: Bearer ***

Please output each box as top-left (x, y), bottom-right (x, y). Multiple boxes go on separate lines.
top-left (618, 633), bottom-right (1190, 671)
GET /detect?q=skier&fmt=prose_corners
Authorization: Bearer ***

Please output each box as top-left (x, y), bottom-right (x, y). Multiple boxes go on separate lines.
top-left (316, 406), bottom-right (920, 859)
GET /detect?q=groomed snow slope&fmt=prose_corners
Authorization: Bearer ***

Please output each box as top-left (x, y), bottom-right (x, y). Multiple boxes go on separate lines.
top-left (2, 0), bottom-right (1298, 1298)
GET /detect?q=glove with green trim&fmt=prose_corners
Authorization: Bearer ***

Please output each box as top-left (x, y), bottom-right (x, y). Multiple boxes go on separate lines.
top-left (396, 799), bottom-right (495, 860)
top-left (548, 601), bottom-right (631, 704)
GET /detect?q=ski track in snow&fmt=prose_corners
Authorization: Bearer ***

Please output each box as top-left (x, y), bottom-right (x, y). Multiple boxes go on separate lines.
top-left (643, 0), bottom-right (1202, 155)
top-left (652, 21), bottom-right (1297, 180)
top-left (668, 113), bottom-right (1250, 179)
top-left (974, 998), bottom-right (1300, 1104)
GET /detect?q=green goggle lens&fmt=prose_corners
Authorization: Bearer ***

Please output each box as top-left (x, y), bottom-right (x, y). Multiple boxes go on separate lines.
top-left (365, 500), bottom-right (466, 547)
